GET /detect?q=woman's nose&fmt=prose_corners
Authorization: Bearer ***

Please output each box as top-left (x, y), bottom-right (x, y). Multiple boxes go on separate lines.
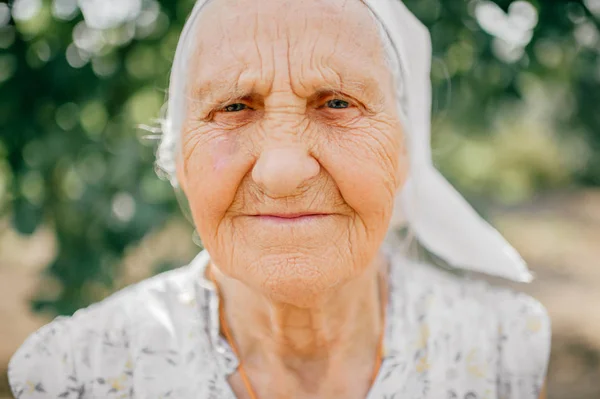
top-left (251, 147), bottom-right (320, 198)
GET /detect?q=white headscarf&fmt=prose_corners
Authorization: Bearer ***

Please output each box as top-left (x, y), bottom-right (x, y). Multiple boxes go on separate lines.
top-left (157, 0), bottom-right (534, 283)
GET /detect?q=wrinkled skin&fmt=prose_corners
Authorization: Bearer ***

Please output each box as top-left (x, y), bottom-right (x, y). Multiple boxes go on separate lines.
top-left (176, 0), bottom-right (408, 397)
top-left (180, 0), bottom-right (406, 306)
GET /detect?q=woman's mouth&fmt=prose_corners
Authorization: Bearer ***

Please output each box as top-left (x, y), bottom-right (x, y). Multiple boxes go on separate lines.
top-left (251, 213), bottom-right (332, 223)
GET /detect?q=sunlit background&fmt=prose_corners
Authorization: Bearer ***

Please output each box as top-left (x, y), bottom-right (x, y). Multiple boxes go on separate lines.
top-left (0, 0), bottom-right (599, 398)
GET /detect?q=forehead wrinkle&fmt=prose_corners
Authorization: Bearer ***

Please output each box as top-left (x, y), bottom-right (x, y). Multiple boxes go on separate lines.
top-left (284, 0), bottom-right (389, 105)
top-left (290, 36), bottom-right (388, 107)
top-left (188, 42), bottom-right (385, 111)
top-left (190, 60), bottom-right (385, 113)
top-left (188, 1), bottom-right (279, 109)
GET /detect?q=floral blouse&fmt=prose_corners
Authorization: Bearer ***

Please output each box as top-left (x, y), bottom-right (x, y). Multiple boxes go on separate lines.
top-left (8, 240), bottom-right (551, 399)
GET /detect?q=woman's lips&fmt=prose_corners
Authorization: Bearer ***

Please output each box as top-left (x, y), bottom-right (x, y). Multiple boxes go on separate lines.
top-left (250, 213), bottom-right (331, 223)
top-left (259, 213), bottom-right (326, 218)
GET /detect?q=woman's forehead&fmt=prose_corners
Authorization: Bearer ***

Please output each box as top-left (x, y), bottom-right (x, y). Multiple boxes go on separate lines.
top-left (186, 0), bottom-right (390, 102)
top-left (197, 0), bottom-right (376, 33)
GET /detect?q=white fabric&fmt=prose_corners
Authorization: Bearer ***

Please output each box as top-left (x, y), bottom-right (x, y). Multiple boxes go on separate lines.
top-left (8, 243), bottom-right (551, 399)
top-left (158, 0), bottom-right (533, 283)
top-left (362, 0), bottom-right (533, 282)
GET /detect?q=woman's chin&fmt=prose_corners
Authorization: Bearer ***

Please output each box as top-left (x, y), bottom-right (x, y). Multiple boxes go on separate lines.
top-left (242, 252), bottom-right (354, 308)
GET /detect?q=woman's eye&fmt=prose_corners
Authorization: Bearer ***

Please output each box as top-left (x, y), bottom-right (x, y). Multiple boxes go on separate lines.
top-left (325, 99), bottom-right (350, 109)
top-left (223, 103), bottom-right (248, 112)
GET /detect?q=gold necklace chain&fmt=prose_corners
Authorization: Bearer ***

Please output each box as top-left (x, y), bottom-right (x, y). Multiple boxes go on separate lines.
top-left (211, 271), bottom-right (386, 399)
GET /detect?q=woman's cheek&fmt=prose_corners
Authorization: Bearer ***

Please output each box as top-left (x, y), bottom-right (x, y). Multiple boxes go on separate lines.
top-left (321, 124), bottom-right (400, 221)
top-left (210, 134), bottom-right (241, 173)
top-left (182, 128), bottom-right (239, 183)
top-left (182, 130), bottom-right (247, 226)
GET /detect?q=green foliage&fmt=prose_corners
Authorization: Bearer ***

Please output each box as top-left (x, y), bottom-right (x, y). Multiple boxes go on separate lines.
top-left (0, 0), bottom-right (598, 316)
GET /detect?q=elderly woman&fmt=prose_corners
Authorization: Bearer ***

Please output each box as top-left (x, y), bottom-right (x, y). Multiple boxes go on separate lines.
top-left (8, 0), bottom-right (550, 398)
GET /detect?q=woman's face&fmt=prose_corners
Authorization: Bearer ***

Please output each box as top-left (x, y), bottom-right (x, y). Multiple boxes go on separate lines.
top-left (178, 0), bottom-right (407, 306)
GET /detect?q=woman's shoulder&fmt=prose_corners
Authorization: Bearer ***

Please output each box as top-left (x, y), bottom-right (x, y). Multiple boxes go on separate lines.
top-left (402, 256), bottom-right (550, 333)
top-left (8, 251), bottom-right (213, 398)
top-left (388, 254), bottom-right (551, 394)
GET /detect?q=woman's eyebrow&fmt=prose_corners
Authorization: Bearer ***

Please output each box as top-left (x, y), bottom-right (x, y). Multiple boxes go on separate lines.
top-left (303, 73), bottom-right (386, 109)
top-left (189, 78), bottom-right (254, 110)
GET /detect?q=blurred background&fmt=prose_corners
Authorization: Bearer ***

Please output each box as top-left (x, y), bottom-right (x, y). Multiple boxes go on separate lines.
top-left (0, 0), bottom-right (599, 397)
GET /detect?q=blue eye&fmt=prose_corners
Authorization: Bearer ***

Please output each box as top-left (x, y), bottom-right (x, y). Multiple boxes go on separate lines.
top-left (326, 99), bottom-right (350, 109)
top-left (223, 103), bottom-right (248, 112)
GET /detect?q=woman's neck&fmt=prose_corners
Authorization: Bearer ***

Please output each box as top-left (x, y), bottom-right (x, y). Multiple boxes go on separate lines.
top-left (208, 254), bottom-right (388, 397)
